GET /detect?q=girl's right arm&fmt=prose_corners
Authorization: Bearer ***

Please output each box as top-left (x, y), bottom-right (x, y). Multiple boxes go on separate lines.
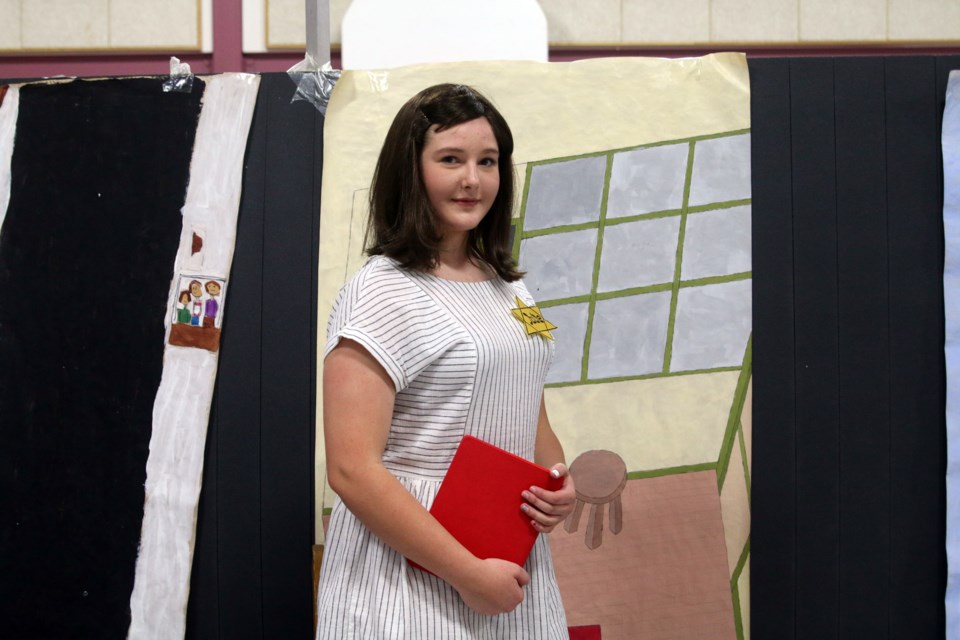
top-left (323, 338), bottom-right (530, 615)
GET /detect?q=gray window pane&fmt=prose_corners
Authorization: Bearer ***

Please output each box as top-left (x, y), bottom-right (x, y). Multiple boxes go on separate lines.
top-left (589, 292), bottom-right (672, 378)
top-left (523, 155), bottom-right (607, 231)
top-left (681, 205), bottom-right (752, 281)
top-left (520, 229), bottom-right (598, 300)
top-left (543, 302), bottom-right (590, 384)
top-left (688, 134), bottom-right (751, 207)
top-left (671, 280), bottom-right (752, 371)
top-left (598, 216), bottom-right (681, 293)
top-left (607, 143), bottom-right (689, 218)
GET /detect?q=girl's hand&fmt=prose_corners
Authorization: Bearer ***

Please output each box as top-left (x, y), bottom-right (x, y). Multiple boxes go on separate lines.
top-left (521, 464), bottom-right (577, 533)
top-left (453, 557), bottom-right (530, 615)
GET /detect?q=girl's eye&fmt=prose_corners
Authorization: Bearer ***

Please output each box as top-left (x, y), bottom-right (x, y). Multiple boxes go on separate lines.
top-left (480, 158), bottom-right (498, 167)
top-left (440, 155), bottom-right (460, 164)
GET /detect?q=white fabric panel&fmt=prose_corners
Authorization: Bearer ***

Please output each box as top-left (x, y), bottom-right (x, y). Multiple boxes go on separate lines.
top-left (127, 73), bottom-right (260, 640)
top-left (0, 86), bottom-right (20, 232)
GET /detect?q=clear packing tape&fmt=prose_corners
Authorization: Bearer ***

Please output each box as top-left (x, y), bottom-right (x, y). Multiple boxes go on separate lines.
top-left (163, 57), bottom-right (194, 94)
top-left (287, 53), bottom-right (341, 115)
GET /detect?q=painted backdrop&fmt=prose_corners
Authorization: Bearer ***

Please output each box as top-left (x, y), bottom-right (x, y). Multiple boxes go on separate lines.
top-left (316, 55), bottom-right (752, 639)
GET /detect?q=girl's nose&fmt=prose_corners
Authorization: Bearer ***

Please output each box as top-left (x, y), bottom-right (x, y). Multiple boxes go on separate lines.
top-left (462, 163), bottom-right (480, 188)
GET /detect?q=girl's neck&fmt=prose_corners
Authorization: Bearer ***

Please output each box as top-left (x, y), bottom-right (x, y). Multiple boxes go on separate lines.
top-left (432, 245), bottom-right (493, 283)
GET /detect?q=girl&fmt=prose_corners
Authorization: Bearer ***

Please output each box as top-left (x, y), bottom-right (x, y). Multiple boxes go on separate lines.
top-left (317, 83), bottom-right (574, 639)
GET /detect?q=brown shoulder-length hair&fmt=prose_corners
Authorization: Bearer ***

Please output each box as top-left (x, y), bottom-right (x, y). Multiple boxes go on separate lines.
top-left (365, 83), bottom-right (523, 281)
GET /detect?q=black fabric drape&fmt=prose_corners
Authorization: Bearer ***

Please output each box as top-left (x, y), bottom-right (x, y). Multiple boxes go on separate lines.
top-left (0, 77), bottom-right (203, 639)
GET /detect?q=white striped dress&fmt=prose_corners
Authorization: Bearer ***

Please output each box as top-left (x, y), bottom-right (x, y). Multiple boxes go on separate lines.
top-left (316, 255), bottom-right (568, 639)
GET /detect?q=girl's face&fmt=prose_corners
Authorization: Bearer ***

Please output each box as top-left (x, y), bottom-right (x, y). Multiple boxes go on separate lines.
top-left (419, 117), bottom-right (500, 246)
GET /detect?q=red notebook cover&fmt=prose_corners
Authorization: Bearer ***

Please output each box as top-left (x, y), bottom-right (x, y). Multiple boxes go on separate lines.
top-left (409, 435), bottom-right (563, 573)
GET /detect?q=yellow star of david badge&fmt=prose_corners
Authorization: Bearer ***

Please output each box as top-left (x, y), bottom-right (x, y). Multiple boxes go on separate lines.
top-left (511, 296), bottom-right (556, 340)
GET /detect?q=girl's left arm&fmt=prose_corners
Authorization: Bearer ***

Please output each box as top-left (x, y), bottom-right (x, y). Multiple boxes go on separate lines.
top-left (525, 395), bottom-right (577, 533)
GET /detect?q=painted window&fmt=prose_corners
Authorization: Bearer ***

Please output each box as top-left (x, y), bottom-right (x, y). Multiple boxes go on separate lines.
top-left (515, 130), bottom-right (752, 386)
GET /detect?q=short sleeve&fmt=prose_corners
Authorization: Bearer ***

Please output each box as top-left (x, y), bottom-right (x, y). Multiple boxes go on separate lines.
top-left (324, 258), bottom-right (461, 392)
top-left (509, 278), bottom-right (537, 307)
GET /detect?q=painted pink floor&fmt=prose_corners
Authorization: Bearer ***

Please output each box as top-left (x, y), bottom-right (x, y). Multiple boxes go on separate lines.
top-left (548, 470), bottom-right (736, 640)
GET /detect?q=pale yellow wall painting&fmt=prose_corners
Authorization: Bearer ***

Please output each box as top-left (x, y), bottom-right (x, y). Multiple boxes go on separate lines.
top-left (317, 55), bottom-right (752, 639)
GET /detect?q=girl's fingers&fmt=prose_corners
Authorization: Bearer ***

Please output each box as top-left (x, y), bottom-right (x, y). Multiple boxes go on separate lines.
top-left (522, 489), bottom-right (561, 516)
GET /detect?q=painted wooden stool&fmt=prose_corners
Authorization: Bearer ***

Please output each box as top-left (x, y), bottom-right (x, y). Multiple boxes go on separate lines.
top-left (564, 450), bottom-right (627, 550)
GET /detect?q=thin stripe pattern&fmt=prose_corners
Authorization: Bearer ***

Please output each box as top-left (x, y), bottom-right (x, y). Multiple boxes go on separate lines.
top-left (317, 255), bottom-right (567, 639)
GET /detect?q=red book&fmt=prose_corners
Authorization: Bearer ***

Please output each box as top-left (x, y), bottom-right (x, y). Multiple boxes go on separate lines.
top-left (409, 435), bottom-right (563, 574)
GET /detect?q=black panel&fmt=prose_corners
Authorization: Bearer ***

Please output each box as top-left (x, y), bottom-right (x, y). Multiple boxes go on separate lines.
top-left (789, 58), bottom-right (842, 640)
top-left (884, 56), bottom-right (948, 638)
top-left (258, 74), bottom-right (319, 639)
top-left (750, 55), bottom-right (950, 640)
top-left (834, 58), bottom-right (890, 638)
top-left (749, 57), bottom-right (797, 640)
top-left (0, 78), bottom-right (203, 638)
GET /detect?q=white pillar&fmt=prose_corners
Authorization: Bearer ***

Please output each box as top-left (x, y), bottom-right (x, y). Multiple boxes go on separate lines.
top-left (340, 0), bottom-right (548, 70)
